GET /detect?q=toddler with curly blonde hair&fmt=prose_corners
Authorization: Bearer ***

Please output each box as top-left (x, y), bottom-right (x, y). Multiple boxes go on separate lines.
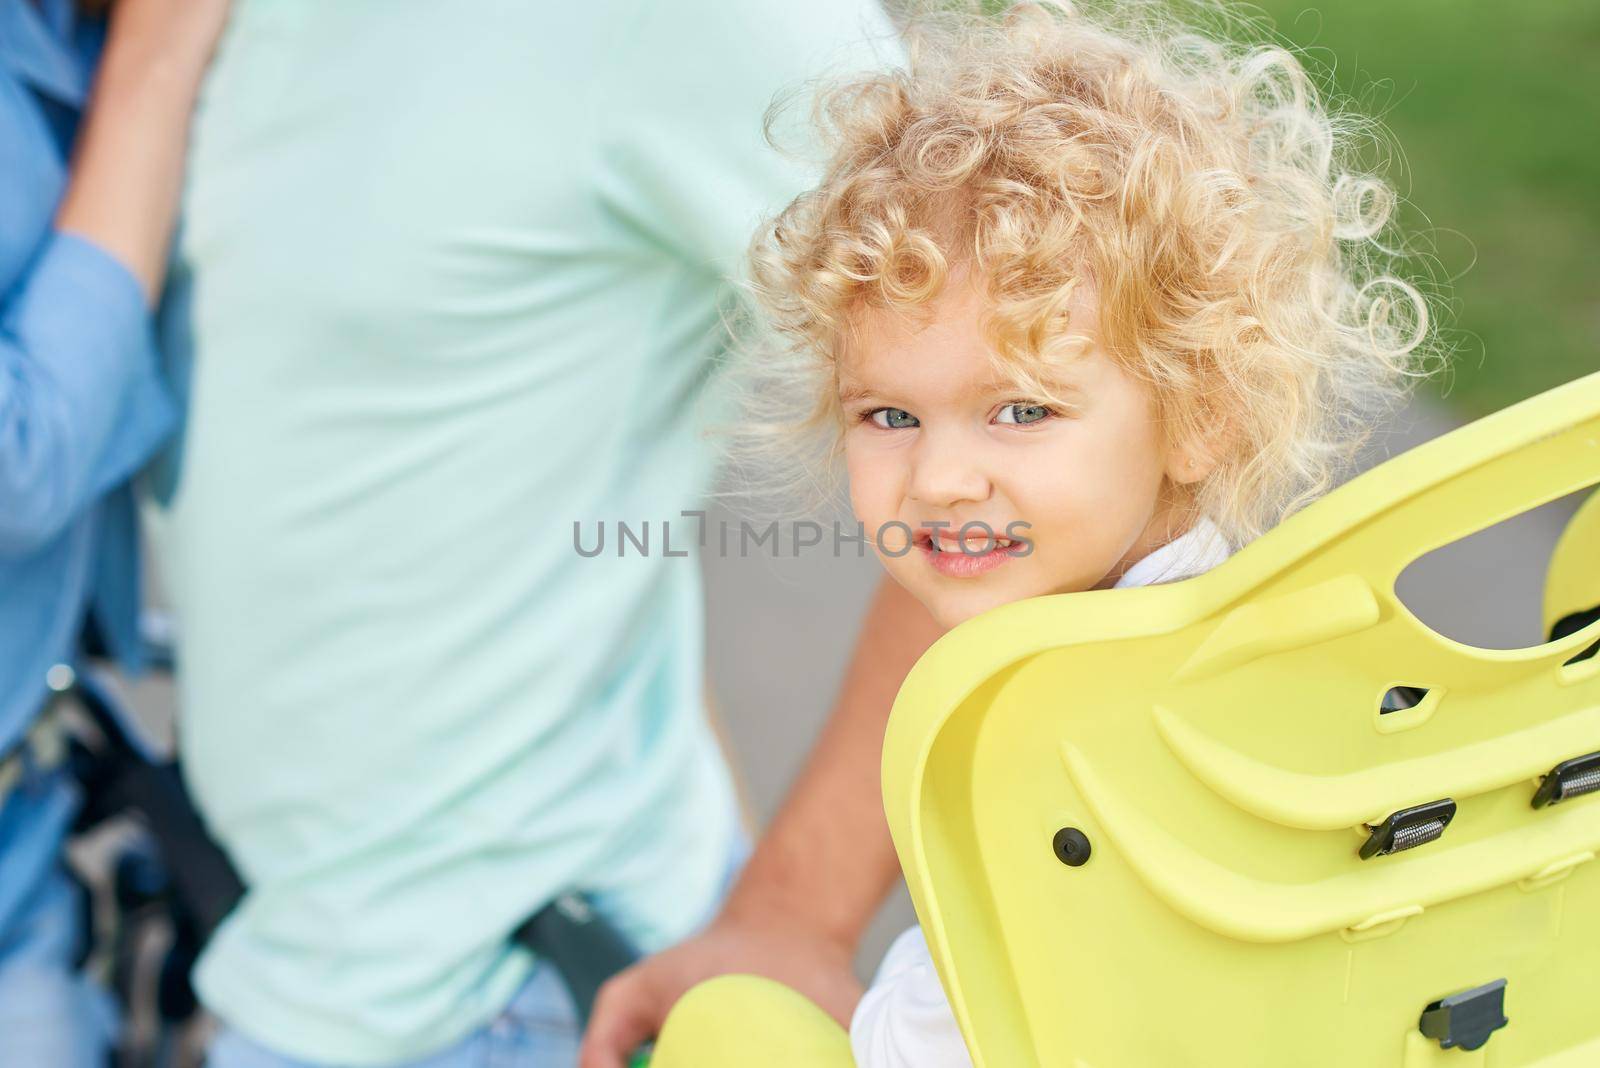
top-left (716, 0), bottom-right (1447, 1062)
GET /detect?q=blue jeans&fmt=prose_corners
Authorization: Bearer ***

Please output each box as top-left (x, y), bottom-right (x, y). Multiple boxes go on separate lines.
top-left (206, 825), bottom-right (752, 1068)
top-left (0, 765), bottom-right (118, 1068)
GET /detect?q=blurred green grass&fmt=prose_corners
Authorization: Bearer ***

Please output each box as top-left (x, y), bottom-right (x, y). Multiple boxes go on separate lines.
top-left (947, 0), bottom-right (1600, 418)
top-left (1244, 0), bottom-right (1599, 418)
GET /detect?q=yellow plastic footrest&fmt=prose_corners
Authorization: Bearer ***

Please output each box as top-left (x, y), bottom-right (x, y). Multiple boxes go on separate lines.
top-left (651, 975), bottom-right (856, 1068)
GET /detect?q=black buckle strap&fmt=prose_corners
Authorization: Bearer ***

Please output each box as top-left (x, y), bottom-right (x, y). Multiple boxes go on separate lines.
top-left (1419, 978), bottom-right (1509, 1051)
top-left (1531, 751), bottom-right (1600, 809)
top-left (1360, 798), bottom-right (1456, 860)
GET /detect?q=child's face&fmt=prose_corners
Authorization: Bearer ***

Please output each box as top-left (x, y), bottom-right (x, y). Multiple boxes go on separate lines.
top-left (839, 269), bottom-right (1205, 631)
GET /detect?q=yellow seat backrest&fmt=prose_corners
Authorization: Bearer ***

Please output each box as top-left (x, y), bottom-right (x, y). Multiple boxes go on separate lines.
top-left (881, 370), bottom-right (1600, 1067)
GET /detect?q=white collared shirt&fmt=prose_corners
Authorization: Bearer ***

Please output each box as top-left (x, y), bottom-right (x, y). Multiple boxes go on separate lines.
top-left (1112, 513), bottom-right (1234, 589)
top-left (851, 515), bottom-right (1235, 1068)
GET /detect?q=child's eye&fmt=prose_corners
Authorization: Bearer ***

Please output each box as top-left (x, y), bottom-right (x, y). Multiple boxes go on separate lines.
top-left (865, 407), bottom-right (919, 429)
top-left (995, 402), bottom-right (1055, 426)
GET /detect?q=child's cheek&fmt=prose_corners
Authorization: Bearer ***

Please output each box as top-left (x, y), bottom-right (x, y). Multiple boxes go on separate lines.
top-left (843, 445), bottom-right (906, 541)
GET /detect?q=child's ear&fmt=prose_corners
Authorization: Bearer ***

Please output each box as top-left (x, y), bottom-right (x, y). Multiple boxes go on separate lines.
top-left (1166, 417), bottom-right (1234, 486)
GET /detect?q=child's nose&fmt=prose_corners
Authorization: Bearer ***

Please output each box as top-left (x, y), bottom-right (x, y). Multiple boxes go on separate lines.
top-left (907, 431), bottom-right (992, 508)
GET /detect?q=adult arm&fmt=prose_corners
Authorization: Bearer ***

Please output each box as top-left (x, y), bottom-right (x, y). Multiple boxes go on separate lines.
top-left (54, 0), bottom-right (230, 299)
top-left (580, 574), bottom-right (945, 1068)
top-left (0, 0), bottom-right (228, 553)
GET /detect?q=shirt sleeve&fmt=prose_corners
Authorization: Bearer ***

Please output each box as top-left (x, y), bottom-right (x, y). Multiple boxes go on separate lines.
top-left (592, 0), bottom-right (905, 281)
top-left (0, 228), bottom-right (175, 555)
top-left (850, 924), bottom-right (976, 1068)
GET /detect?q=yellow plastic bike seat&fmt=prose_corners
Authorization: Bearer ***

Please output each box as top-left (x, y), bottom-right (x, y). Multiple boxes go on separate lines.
top-left (654, 369), bottom-right (1600, 1067)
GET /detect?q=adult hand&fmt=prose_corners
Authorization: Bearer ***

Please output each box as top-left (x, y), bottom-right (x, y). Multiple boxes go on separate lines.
top-left (580, 576), bottom-right (940, 1067)
top-left (578, 894), bottom-right (863, 1068)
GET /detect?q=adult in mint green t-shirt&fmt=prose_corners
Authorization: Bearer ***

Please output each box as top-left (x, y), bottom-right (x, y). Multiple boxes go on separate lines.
top-left (148, 1), bottom-right (908, 1065)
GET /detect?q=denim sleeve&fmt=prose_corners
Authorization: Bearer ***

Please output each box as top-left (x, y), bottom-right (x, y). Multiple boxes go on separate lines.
top-left (0, 229), bottom-right (174, 555)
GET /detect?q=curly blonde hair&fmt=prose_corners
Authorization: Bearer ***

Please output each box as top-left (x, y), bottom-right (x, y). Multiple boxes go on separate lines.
top-left (704, 0), bottom-right (1448, 548)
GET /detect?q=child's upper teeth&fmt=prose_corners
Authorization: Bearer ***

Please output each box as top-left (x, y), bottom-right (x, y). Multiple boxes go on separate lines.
top-left (932, 535), bottom-right (1011, 550)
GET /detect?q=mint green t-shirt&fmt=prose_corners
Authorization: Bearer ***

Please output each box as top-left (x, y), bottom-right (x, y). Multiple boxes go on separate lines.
top-left (149, 1), bottom-right (902, 1061)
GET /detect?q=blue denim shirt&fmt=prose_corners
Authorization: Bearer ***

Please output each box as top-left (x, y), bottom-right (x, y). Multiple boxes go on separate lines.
top-left (0, 0), bottom-right (176, 753)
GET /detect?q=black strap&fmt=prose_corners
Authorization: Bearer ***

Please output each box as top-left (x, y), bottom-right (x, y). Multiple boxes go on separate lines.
top-left (512, 893), bottom-right (642, 1027)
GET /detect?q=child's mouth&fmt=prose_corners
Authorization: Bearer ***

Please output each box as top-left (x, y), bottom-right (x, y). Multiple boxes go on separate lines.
top-left (916, 532), bottom-right (1020, 578)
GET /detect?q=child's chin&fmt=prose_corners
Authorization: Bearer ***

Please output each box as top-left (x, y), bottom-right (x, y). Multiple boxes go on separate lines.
top-left (931, 588), bottom-right (1030, 630)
